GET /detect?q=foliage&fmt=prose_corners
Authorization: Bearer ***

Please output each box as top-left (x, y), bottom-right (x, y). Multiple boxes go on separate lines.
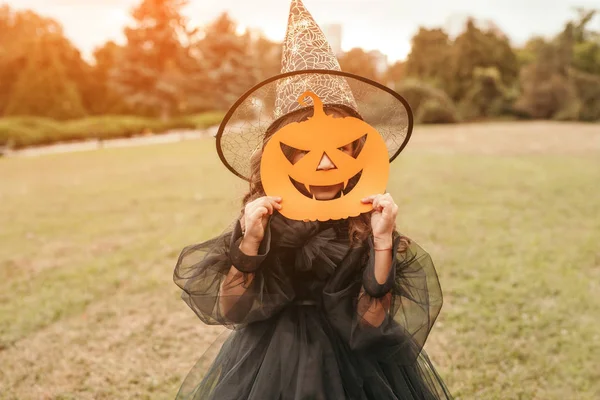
top-left (571, 10), bottom-right (600, 75)
top-left (4, 34), bottom-right (87, 120)
top-left (569, 68), bottom-right (600, 121)
top-left (339, 48), bottom-right (381, 82)
top-left (0, 1), bottom-right (599, 146)
top-left (444, 20), bottom-right (519, 102)
top-left (383, 61), bottom-right (405, 87)
top-left (111, 0), bottom-right (206, 119)
top-left (197, 13), bottom-right (259, 111)
top-left (0, 112), bottom-right (224, 149)
top-left (513, 13), bottom-right (600, 121)
top-left (514, 63), bottom-right (581, 120)
top-left (87, 41), bottom-right (132, 115)
top-left (458, 67), bottom-right (511, 120)
top-left (0, 8), bottom-right (89, 119)
top-left (395, 80), bottom-right (459, 124)
top-left (404, 28), bottom-right (451, 87)
top-left (251, 35), bottom-right (282, 83)
top-left (573, 41), bottom-right (600, 75)
top-left (516, 37), bottom-right (548, 68)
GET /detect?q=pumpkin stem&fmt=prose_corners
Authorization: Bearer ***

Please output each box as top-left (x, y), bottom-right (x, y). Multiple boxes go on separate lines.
top-left (297, 91), bottom-right (325, 118)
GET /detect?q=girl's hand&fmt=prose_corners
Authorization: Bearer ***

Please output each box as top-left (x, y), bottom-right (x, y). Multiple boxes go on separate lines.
top-left (241, 196), bottom-right (282, 248)
top-left (361, 193), bottom-right (398, 249)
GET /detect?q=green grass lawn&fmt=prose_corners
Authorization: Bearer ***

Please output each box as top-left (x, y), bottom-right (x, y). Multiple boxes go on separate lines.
top-left (0, 122), bottom-right (599, 399)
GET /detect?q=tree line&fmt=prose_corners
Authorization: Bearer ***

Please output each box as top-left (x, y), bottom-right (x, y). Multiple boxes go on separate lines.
top-left (1, 0), bottom-right (599, 123)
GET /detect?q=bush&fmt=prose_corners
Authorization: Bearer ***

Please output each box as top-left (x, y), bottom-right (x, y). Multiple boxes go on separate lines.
top-left (179, 111), bottom-right (226, 129)
top-left (569, 68), bottom-right (600, 122)
top-left (0, 117), bottom-right (64, 147)
top-left (514, 62), bottom-right (582, 120)
top-left (63, 116), bottom-right (163, 141)
top-left (458, 67), bottom-right (512, 120)
top-left (0, 112), bottom-right (225, 149)
top-left (395, 79), bottom-right (459, 124)
top-left (417, 99), bottom-right (460, 124)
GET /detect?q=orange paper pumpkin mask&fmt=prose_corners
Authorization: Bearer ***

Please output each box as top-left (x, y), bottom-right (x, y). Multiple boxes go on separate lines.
top-left (260, 91), bottom-right (390, 221)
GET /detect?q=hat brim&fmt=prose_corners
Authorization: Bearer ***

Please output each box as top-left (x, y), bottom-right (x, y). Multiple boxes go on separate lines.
top-left (216, 69), bottom-right (414, 181)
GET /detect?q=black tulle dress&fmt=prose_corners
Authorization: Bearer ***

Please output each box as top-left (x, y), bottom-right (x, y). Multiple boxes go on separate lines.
top-left (173, 212), bottom-right (452, 399)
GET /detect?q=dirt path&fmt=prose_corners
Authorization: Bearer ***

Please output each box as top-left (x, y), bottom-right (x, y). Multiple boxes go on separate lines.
top-left (5, 121), bottom-right (600, 159)
top-left (4, 127), bottom-right (218, 158)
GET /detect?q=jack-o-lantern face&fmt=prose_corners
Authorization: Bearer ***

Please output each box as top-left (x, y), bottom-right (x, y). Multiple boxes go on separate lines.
top-left (260, 91), bottom-right (390, 221)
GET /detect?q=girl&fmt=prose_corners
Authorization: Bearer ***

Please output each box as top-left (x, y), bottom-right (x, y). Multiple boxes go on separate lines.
top-left (174, 1), bottom-right (452, 398)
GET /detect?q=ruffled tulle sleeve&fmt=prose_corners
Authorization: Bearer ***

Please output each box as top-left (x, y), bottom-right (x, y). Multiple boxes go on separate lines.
top-left (173, 219), bottom-right (295, 328)
top-left (323, 234), bottom-right (443, 364)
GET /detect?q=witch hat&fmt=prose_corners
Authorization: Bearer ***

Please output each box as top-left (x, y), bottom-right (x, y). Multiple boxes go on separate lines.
top-left (274, 0), bottom-right (358, 118)
top-left (216, 0), bottom-right (413, 181)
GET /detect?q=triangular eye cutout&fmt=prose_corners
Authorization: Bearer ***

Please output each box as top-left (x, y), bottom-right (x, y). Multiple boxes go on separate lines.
top-left (280, 142), bottom-right (310, 165)
top-left (338, 134), bottom-right (367, 159)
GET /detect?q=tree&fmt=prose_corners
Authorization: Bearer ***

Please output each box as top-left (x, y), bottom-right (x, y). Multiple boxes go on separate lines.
top-left (570, 68), bottom-right (600, 121)
top-left (445, 19), bottom-right (519, 101)
top-left (197, 12), bottom-right (259, 110)
top-left (573, 41), bottom-right (600, 75)
top-left (458, 67), bottom-right (510, 119)
top-left (513, 35), bottom-right (580, 120)
top-left (5, 34), bottom-right (86, 119)
top-left (251, 35), bottom-right (282, 83)
top-left (0, 7), bottom-right (88, 119)
top-left (338, 48), bottom-right (380, 82)
top-left (383, 61), bottom-right (405, 87)
top-left (112, 0), bottom-right (205, 118)
top-left (86, 41), bottom-right (131, 115)
top-left (570, 9), bottom-right (600, 75)
top-left (513, 11), bottom-right (600, 120)
top-left (404, 28), bottom-right (451, 86)
top-left (395, 79), bottom-right (459, 124)
top-left (515, 37), bottom-right (548, 68)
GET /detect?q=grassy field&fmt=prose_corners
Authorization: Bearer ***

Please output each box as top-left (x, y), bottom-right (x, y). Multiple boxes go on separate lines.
top-left (1, 121), bottom-right (599, 399)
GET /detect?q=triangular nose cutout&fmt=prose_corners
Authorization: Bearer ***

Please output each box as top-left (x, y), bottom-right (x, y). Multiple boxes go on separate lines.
top-left (316, 152), bottom-right (337, 171)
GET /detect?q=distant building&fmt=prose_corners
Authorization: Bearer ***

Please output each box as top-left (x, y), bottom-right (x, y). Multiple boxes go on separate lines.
top-left (368, 50), bottom-right (389, 77)
top-left (322, 24), bottom-right (343, 56)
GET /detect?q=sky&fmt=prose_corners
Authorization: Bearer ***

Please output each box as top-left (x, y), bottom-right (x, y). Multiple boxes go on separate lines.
top-left (4, 0), bottom-right (600, 62)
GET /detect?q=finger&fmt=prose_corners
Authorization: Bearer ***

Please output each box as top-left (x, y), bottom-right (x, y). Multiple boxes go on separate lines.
top-left (251, 197), bottom-right (281, 213)
top-left (381, 202), bottom-right (395, 217)
top-left (247, 204), bottom-right (268, 218)
top-left (249, 206), bottom-right (269, 221)
top-left (248, 198), bottom-right (272, 214)
top-left (373, 196), bottom-right (387, 211)
top-left (377, 199), bottom-right (393, 210)
top-left (247, 196), bottom-right (279, 211)
top-left (259, 200), bottom-right (274, 215)
top-left (361, 194), bottom-right (378, 204)
top-left (261, 198), bottom-right (282, 214)
top-left (265, 197), bottom-right (283, 210)
top-left (379, 193), bottom-right (393, 202)
top-left (372, 196), bottom-right (380, 211)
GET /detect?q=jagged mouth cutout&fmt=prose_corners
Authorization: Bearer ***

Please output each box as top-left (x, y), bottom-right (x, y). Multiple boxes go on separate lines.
top-left (282, 133), bottom-right (366, 201)
top-left (289, 170), bottom-right (363, 201)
